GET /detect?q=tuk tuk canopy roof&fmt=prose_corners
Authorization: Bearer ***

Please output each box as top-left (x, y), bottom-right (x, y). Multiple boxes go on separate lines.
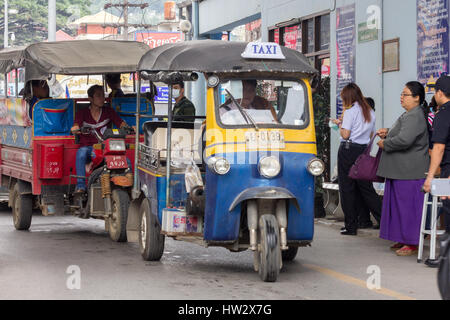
top-left (138, 40), bottom-right (318, 77)
top-left (0, 40), bottom-right (150, 81)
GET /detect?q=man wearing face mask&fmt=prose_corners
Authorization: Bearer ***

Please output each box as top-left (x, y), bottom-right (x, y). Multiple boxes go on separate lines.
top-left (172, 80), bottom-right (195, 122)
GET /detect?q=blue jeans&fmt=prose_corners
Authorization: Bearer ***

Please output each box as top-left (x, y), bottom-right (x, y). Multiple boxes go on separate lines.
top-left (76, 146), bottom-right (95, 190)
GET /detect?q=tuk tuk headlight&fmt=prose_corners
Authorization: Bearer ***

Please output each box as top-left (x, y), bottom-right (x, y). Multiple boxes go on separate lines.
top-left (208, 157), bottom-right (230, 175)
top-left (258, 156), bottom-right (281, 178)
top-left (108, 140), bottom-right (126, 151)
top-left (307, 158), bottom-right (325, 176)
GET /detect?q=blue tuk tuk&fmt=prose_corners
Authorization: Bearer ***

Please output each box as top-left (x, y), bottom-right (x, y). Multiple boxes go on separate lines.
top-left (127, 40), bottom-right (324, 282)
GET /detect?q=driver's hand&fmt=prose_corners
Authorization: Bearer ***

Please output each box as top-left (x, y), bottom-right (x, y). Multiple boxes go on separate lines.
top-left (71, 125), bottom-right (80, 135)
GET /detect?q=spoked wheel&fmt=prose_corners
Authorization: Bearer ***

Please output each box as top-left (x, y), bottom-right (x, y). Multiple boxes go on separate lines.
top-left (258, 214), bottom-right (281, 282)
top-left (12, 184), bottom-right (32, 231)
top-left (282, 247), bottom-right (298, 262)
top-left (107, 189), bottom-right (129, 242)
top-left (139, 198), bottom-right (165, 261)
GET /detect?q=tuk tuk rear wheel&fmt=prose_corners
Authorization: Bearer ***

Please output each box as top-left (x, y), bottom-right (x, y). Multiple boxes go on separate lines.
top-left (282, 247), bottom-right (298, 261)
top-left (107, 189), bottom-right (129, 242)
top-left (12, 184), bottom-right (32, 231)
top-left (258, 214), bottom-right (281, 282)
top-left (139, 198), bottom-right (165, 261)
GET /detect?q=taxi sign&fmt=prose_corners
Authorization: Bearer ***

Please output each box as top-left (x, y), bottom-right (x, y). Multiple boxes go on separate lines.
top-left (241, 42), bottom-right (286, 60)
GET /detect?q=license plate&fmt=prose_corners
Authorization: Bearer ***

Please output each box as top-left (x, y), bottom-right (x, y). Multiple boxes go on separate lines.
top-left (245, 131), bottom-right (285, 149)
top-left (106, 155), bottom-right (128, 169)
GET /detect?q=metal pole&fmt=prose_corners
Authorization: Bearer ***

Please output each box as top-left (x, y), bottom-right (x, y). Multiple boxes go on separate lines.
top-left (48, 0), bottom-right (56, 42)
top-left (4, 0), bottom-right (8, 48)
top-left (123, 0), bottom-right (128, 41)
top-left (132, 74), bottom-right (141, 200)
top-left (165, 84), bottom-right (173, 208)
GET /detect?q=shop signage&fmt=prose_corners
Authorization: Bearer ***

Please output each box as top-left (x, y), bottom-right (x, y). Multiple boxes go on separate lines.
top-left (358, 22), bottom-right (378, 43)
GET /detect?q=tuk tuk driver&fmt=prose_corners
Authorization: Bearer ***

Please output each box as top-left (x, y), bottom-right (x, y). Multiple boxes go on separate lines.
top-left (71, 84), bottom-right (130, 192)
top-left (219, 79), bottom-right (278, 123)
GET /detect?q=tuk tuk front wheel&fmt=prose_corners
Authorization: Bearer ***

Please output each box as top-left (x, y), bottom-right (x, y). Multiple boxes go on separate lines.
top-left (12, 184), bottom-right (33, 231)
top-left (139, 198), bottom-right (165, 261)
top-left (258, 214), bottom-right (281, 282)
top-left (107, 189), bottom-right (129, 242)
top-left (282, 247), bottom-right (298, 261)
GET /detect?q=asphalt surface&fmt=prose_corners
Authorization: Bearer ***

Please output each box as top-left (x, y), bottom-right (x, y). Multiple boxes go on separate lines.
top-left (0, 204), bottom-right (442, 300)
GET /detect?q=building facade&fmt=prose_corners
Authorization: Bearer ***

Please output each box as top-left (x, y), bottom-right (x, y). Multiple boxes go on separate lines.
top-left (197, 0), bottom-right (448, 172)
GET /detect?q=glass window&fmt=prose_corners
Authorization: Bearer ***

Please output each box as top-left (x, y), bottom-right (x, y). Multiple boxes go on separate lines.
top-left (216, 79), bottom-right (308, 128)
top-left (320, 15), bottom-right (330, 51)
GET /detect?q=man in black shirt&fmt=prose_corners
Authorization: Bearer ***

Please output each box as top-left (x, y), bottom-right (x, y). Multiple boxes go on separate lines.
top-left (424, 75), bottom-right (450, 267)
top-left (172, 80), bottom-right (195, 122)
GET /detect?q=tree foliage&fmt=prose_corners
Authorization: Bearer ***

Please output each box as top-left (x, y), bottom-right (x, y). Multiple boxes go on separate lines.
top-left (0, 0), bottom-right (91, 47)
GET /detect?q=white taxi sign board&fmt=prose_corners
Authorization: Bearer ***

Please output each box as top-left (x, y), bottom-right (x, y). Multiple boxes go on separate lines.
top-left (241, 42), bottom-right (286, 60)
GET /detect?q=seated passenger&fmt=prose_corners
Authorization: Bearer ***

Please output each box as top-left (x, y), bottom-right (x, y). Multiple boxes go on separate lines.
top-left (172, 80), bottom-right (196, 122)
top-left (106, 73), bottom-right (125, 99)
top-left (24, 80), bottom-right (50, 120)
top-left (70, 85), bottom-right (130, 192)
top-left (220, 79), bottom-right (278, 123)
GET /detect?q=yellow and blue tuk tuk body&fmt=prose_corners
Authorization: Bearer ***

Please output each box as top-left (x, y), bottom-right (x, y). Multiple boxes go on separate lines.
top-left (128, 40), bottom-right (323, 282)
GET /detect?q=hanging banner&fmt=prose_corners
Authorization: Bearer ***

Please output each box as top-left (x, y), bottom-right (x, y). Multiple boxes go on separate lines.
top-left (417, 0), bottom-right (449, 91)
top-left (336, 4), bottom-right (356, 117)
top-left (134, 31), bottom-right (182, 49)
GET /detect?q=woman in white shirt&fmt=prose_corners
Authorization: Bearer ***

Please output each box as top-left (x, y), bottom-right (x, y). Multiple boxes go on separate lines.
top-left (334, 83), bottom-right (382, 235)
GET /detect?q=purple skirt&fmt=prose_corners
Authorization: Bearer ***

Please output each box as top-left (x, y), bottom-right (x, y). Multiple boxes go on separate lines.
top-left (379, 178), bottom-right (425, 245)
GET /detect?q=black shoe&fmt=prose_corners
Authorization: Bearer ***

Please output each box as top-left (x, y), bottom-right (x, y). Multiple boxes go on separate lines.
top-left (340, 228), bottom-right (357, 235)
top-left (425, 257), bottom-right (441, 268)
top-left (358, 221), bottom-right (373, 229)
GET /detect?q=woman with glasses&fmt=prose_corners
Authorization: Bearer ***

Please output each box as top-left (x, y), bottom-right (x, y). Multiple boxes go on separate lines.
top-left (376, 81), bottom-right (430, 256)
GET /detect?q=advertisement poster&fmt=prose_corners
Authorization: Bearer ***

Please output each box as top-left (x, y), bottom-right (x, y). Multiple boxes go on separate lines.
top-left (283, 25), bottom-right (299, 50)
top-left (135, 31), bottom-right (182, 49)
top-left (336, 4), bottom-right (356, 117)
top-left (417, 0), bottom-right (449, 90)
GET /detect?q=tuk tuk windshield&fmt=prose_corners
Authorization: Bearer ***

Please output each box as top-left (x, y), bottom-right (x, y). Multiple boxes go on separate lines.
top-left (216, 79), bottom-right (308, 129)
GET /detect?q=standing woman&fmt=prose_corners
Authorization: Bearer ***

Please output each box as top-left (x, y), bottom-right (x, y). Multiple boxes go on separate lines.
top-left (376, 81), bottom-right (430, 256)
top-left (334, 83), bottom-right (382, 235)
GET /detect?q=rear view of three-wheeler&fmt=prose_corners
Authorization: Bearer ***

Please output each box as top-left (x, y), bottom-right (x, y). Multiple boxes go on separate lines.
top-left (0, 40), bottom-right (151, 242)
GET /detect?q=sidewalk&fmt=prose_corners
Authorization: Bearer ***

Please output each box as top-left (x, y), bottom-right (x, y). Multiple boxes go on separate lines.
top-left (315, 218), bottom-right (380, 238)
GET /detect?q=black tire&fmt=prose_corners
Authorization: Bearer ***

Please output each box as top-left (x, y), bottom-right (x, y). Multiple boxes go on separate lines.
top-left (282, 246), bottom-right (298, 261)
top-left (12, 184), bottom-right (32, 231)
top-left (107, 189), bottom-right (129, 242)
top-left (139, 198), bottom-right (165, 261)
top-left (258, 214), bottom-right (281, 282)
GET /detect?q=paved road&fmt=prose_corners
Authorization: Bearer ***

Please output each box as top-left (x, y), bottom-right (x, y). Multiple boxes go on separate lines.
top-left (0, 205), bottom-right (442, 300)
